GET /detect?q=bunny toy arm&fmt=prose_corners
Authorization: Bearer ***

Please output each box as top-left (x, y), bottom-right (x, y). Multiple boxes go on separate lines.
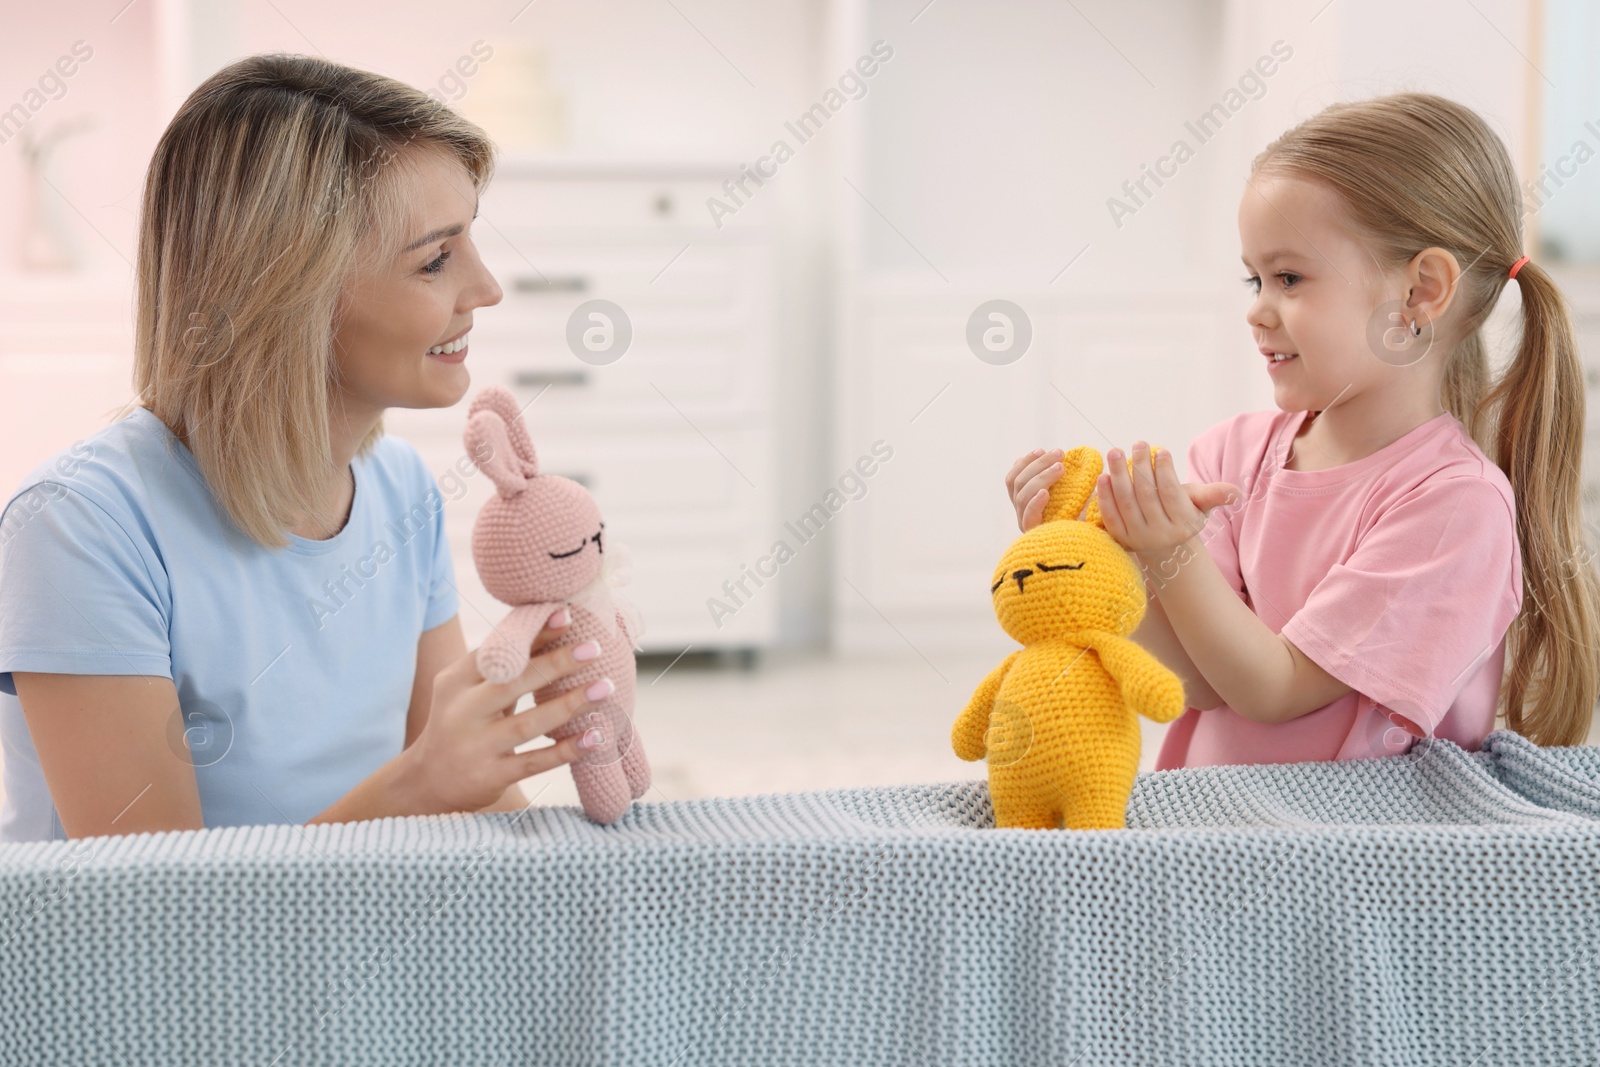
top-left (1088, 632), bottom-right (1187, 724)
top-left (476, 602), bottom-right (567, 685)
top-left (953, 650), bottom-right (1022, 761)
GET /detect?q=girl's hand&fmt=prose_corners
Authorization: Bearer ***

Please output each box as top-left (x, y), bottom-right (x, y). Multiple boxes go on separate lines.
top-left (1006, 447), bottom-right (1066, 532)
top-left (402, 614), bottom-right (612, 814)
top-left (1096, 441), bottom-right (1239, 564)
top-left (1005, 443), bottom-right (1239, 542)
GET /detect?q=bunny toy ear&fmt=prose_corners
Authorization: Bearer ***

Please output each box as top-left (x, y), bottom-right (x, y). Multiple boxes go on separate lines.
top-left (1082, 482), bottom-right (1109, 530)
top-left (467, 386), bottom-right (539, 476)
top-left (1040, 446), bottom-right (1103, 526)
top-left (463, 410), bottom-right (533, 498)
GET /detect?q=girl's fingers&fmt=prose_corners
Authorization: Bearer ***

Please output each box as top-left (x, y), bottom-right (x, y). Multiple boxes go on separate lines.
top-left (1096, 472), bottom-right (1126, 537)
top-left (1126, 443), bottom-right (1163, 519)
top-left (1105, 449), bottom-right (1141, 530)
top-left (1020, 486), bottom-right (1048, 532)
top-left (1004, 449), bottom-right (1045, 494)
top-left (1010, 451), bottom-right (1063, 504)
top-left (1016, 463), bottom-right (1063, 512)
top-left (1152, 447), bottom-right (1190, 526)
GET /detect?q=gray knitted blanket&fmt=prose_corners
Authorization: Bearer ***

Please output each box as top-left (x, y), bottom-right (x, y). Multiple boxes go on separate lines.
top-left (1, 728), bottom-right (1597, 1065)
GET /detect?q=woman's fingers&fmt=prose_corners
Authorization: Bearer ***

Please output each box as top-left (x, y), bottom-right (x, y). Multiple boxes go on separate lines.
top-left (502, 676), bottom-right (616, 782)
top-left (501, 675), bottom-right (615, 750)
top-left (527, 606), bottom-right (573, 654)
top-left (473, 637), bottom-right (601, 719)
top-left (511, 731), bottom-right (590, 782)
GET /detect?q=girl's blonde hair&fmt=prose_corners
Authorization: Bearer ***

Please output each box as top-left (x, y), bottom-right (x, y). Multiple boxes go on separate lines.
top-left (128, 52), bottom-right (496, 549)
top-left (1253, 91), bottom-right (1599, 748)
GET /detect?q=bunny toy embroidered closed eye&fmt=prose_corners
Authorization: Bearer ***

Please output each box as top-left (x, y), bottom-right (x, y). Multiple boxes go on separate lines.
top-left (463, 385), bottom-right (650, 825)
top-left (952, 445), bottom-right (1186, 830)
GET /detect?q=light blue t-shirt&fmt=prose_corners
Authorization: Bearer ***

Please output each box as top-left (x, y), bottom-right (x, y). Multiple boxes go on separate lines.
top-left (0, 406), bottom-right (458, 843)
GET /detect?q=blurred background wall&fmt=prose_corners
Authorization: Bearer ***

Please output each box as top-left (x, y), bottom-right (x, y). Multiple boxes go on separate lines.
top-left (2, 0), bottom-right (1596, 802)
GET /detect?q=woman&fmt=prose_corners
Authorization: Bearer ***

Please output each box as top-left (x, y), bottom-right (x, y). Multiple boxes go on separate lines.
top-left (0, 54), bottom-right (610, 842)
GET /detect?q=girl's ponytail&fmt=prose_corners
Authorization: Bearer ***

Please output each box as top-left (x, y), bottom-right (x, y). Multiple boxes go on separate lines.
top-left (1481, 261), bottom-right (1600, 746)
top-left (1255, 93), bottom-right (1600, 748)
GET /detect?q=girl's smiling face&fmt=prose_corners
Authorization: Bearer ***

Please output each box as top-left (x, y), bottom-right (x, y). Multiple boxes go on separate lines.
top-left (332, 145), bottom-right (504, 420)
top-left (1238, 174), bottom-right (1397, 410)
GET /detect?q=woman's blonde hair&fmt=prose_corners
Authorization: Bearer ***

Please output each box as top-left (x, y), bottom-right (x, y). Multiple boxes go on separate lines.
top-left (128, 52), bottom-right (496, 548)
top-left (1253, 91), bottom-right (1599, 748)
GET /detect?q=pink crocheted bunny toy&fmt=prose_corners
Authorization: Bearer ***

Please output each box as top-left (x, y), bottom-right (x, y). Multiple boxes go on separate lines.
top-left (463, 385), bottom-right (650, 824)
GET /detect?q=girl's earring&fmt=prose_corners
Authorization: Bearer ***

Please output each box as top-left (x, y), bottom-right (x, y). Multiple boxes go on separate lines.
top-left (1410, 318), bottom-right (1423, 338)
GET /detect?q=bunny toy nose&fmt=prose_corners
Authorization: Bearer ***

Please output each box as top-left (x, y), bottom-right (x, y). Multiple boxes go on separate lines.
top-left (1011, 567), bottom-right (1033, 593)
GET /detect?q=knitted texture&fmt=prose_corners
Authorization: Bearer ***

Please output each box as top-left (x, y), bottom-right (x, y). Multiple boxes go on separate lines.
top-left (954, 445), bottom-right (1185, 829)
top-left (464, 385), bottom-right (649, 824)
top-left (1, 730), bottom-right (1598, 1065)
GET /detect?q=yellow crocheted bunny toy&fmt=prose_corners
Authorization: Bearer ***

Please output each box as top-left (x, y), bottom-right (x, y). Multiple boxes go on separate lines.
top-left (952, 445), bottom-right (1187, 830)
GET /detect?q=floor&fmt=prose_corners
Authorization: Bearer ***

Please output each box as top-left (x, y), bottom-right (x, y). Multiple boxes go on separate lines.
top-left (515, 648), bottom-right (1179, 810)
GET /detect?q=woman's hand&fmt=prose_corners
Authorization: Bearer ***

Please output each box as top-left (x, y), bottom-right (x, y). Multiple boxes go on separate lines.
top-left (1095, 441), bottom-right (1238, 565)
top-left (400, 611), bottom-right (612, 814)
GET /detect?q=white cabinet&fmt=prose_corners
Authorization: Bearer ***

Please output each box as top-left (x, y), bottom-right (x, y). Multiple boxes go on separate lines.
top-left (831, 285), bottom-right (1238, 656)
top-left (385, 158), bottom-right (779, 657)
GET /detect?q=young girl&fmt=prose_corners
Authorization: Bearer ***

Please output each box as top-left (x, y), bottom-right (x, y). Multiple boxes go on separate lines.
top-left (0, 55), bottom-right (611, 842)
top-left (1007, 92), bottom-right (1600, 767)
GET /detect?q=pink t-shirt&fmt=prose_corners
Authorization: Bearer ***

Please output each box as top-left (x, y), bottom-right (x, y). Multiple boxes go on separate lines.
top-left (1153, 407), bottom-right (1522, 770)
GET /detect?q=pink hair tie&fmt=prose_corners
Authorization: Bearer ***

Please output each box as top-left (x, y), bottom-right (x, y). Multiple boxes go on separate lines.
top-left (1508, 255), bottom-right (1530, 280)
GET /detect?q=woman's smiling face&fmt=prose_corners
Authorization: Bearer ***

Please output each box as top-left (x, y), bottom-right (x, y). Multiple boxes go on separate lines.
top-left (332, 145), bottom-right (503, 419)
top-left (1238, 174), bottom-right (1394, 410)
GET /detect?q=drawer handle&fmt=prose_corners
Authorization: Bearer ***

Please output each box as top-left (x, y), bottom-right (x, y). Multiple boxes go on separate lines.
top-left (513, 275), bottom-right (587, 293)
top-left (513, 369), bottom-right (589, 389)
